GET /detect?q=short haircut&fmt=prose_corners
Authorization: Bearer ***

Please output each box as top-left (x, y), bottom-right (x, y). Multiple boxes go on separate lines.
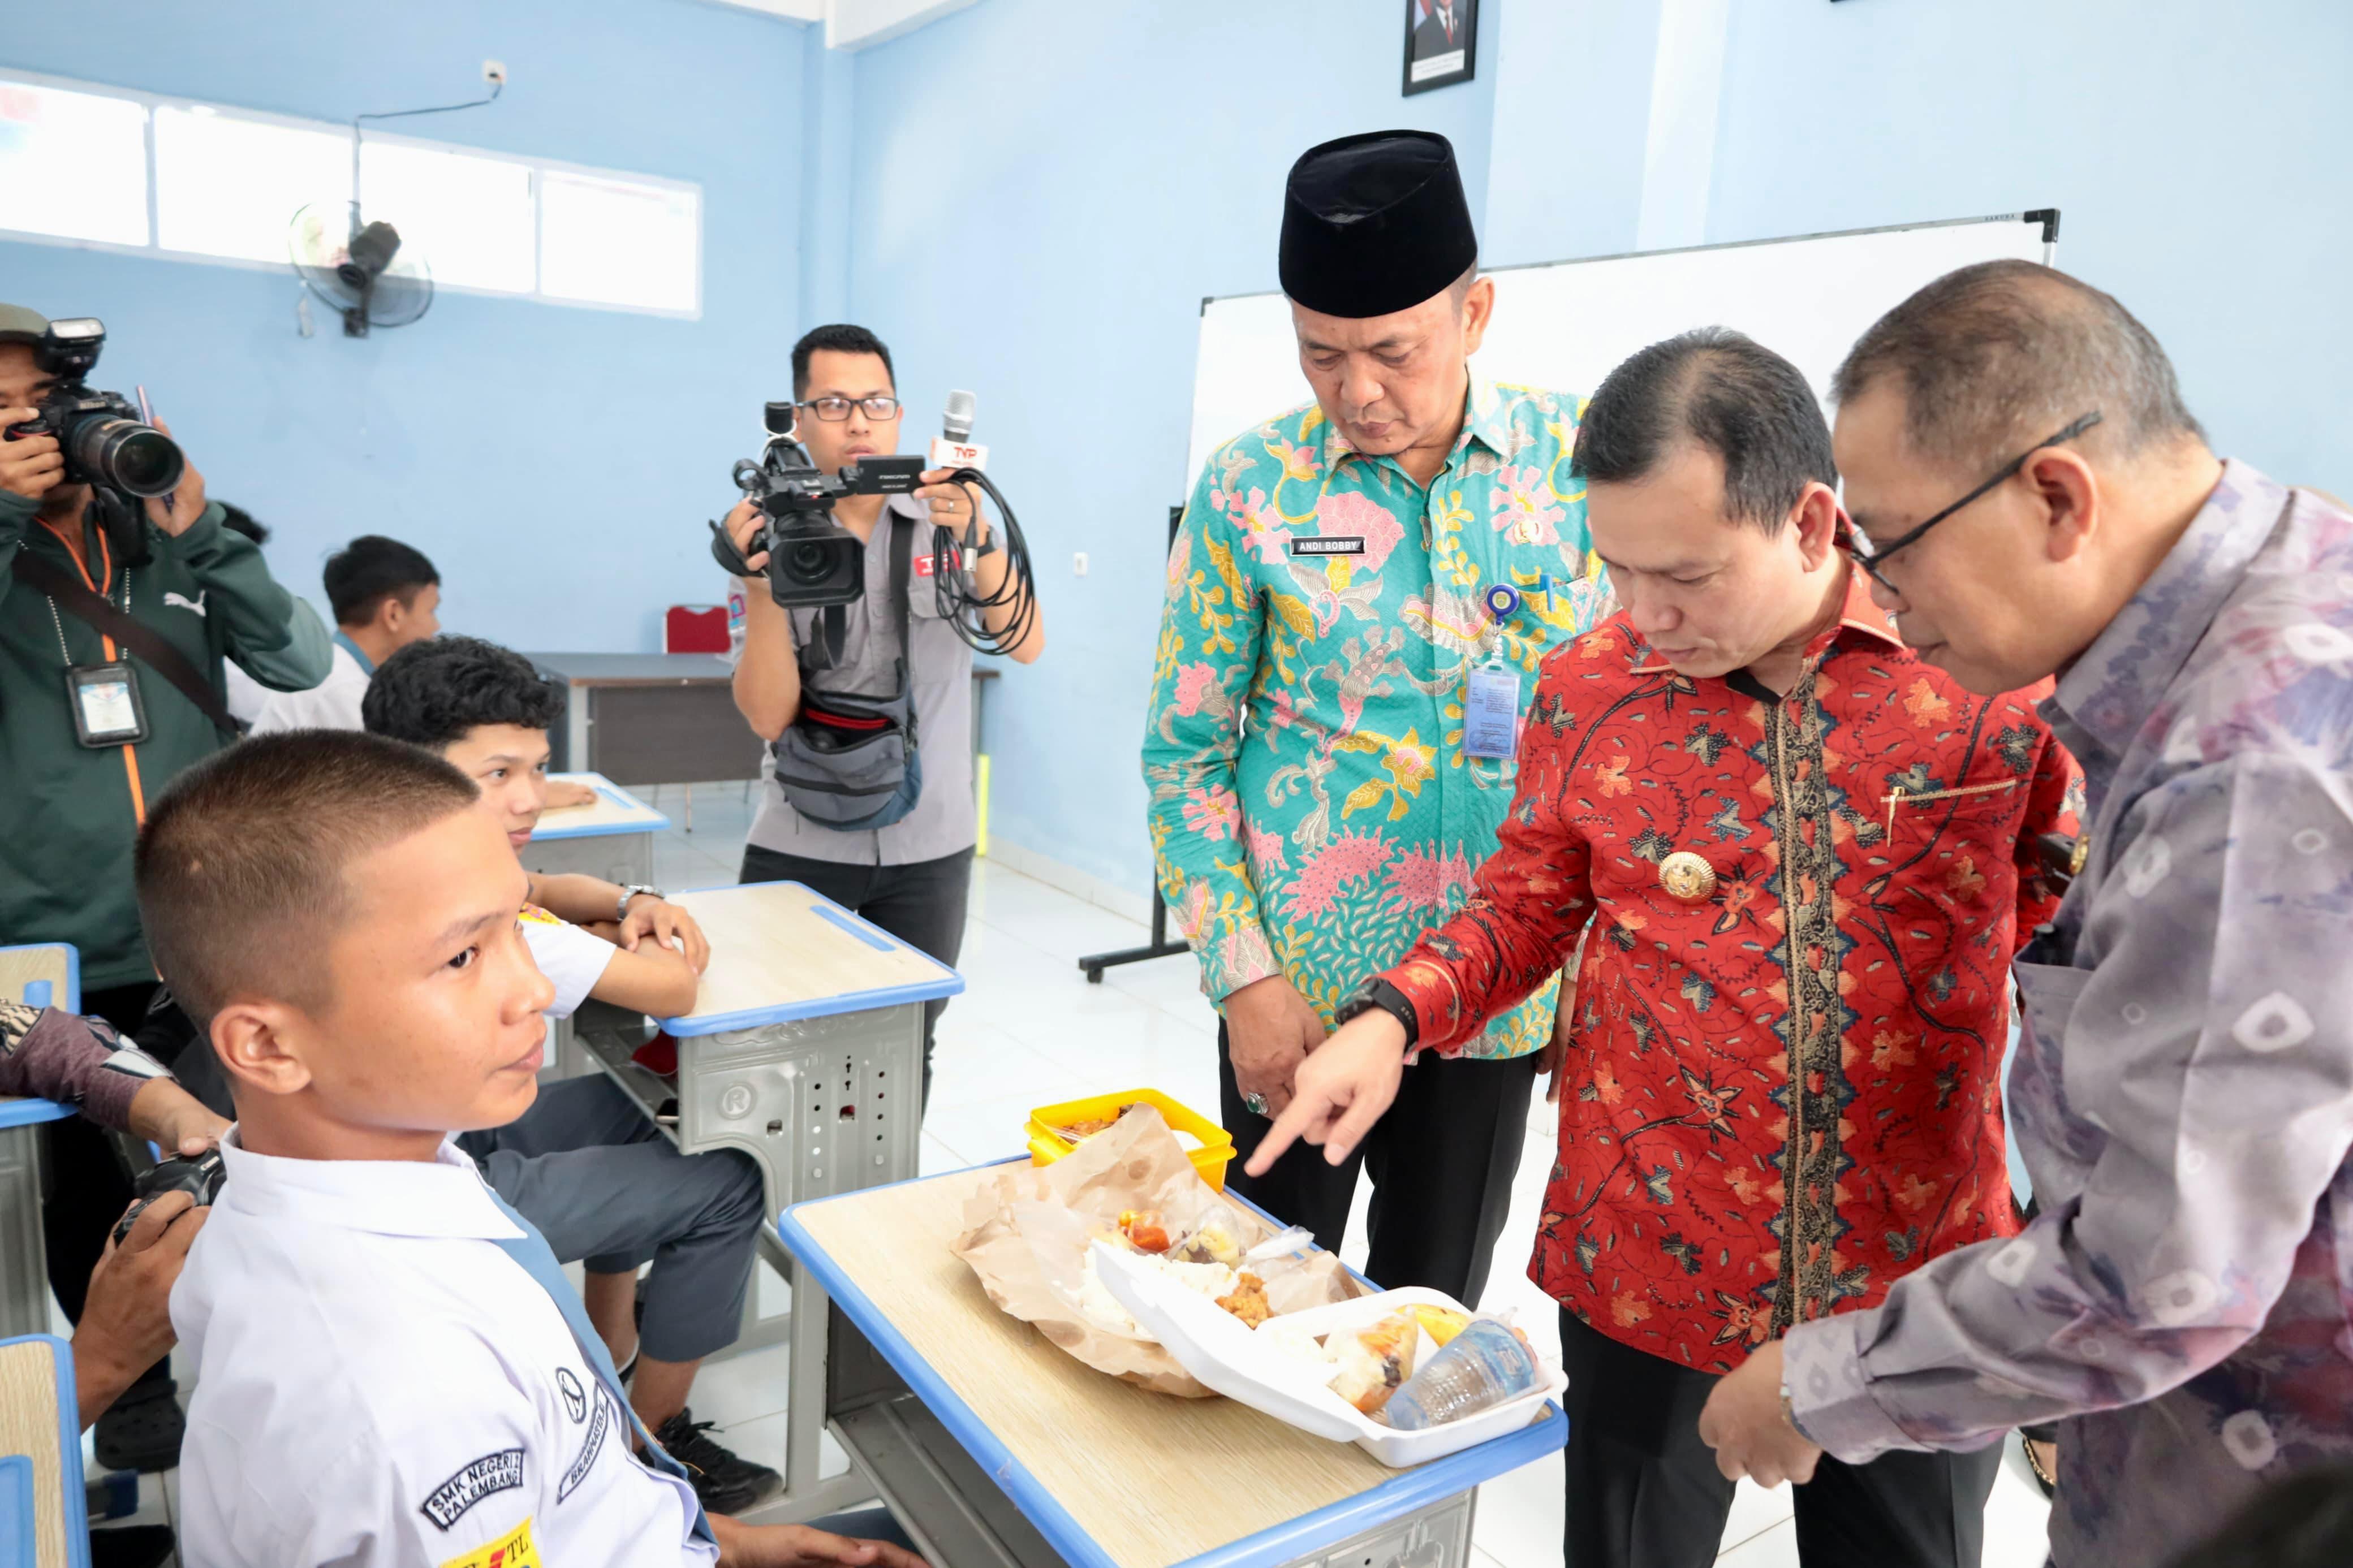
top-left (792, 323), bottom-right (895, 400)
top-left (1831, 259), bottom-right (2204, 468)
top-left (1571, 327), bottom-right (1835, 531)
top-left (136, 732), bottom-right (478, 1025)
top-left (323, 535), bottom-right (439, 627)
top-left (362, 634), bottom-right (565, 750)
top-left (216, 503), bottom-right (269, 546)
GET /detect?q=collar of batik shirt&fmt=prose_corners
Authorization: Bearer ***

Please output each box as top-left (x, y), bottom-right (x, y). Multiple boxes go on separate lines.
top-left (2047, 457), bottom-right (2283, 767)
top-left (1625, 561), bottom-right (1902, 677)
top-left (1317, 375), bottom-right (1511, 472)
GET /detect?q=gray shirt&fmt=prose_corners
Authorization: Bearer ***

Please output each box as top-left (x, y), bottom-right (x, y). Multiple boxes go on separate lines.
top-left (745, 493), bottom-right (975, 866)
top-left (1782, 461), bottom-right (2353, 1566)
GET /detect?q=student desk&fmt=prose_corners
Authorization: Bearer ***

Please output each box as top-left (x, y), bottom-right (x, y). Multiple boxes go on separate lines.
top-left (521, 775), bottom-right (669, 1081)
top-left (0, 944), bottom-right (81, 1344)
top-left (773, 1164), bottom-right (1567, 1568)
top-left (574, 879), bottom-right (963, 1521)
top-left (529, 653), bottom-right (766, 789)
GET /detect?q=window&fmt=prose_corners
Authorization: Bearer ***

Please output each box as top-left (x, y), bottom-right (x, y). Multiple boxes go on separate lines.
top-left (154, 105), bottom-right (352, 264)
top-left (0, 70), bottom-right (701, 317)
top-left (0, 79), bottom-right (150, 247)
top-left (358, 139), bottom-right (534, 294)
top-left (539, 171), bottom-right (700, 314)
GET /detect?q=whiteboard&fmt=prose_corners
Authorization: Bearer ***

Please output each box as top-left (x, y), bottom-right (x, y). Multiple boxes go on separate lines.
top-left (1185, 213), bottom-right (2056, 486)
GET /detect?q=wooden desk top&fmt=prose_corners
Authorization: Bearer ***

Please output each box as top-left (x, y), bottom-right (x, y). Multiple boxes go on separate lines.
top-left (0, 1337), bottom-right (76, 1567)
top-left (792, 1167), bottom-right (1394, 1568)
top-left (532, 773), bottom-right (670, 838)
top-left (664, 880), bottom-right (960, 1035)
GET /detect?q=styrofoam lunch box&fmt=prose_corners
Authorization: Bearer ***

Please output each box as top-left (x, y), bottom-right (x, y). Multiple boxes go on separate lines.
top-left (1094, 1243), bottom-right (1567, 1468)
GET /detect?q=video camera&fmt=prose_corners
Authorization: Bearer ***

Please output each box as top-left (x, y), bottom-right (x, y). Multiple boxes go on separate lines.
top-left (708, 401), bottom-right (925, 609)
top-left (2, 318), bottom-right (184, 500)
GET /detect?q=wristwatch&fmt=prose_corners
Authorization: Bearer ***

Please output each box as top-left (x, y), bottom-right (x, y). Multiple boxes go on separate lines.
top-left (617, 884), bottom-right (664, 921)
top-left (1334, 977), bottom-right (1420, 1051)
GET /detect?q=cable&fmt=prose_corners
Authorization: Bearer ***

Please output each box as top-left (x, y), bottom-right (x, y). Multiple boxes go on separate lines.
top-left (350, 80), bottom-right (505, 221)
top-left (927, 468), bottom-right (1038, 656)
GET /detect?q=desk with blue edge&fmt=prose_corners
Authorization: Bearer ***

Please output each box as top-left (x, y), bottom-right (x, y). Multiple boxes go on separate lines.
top-left (775, 1164), bottom-right (1566, 1568)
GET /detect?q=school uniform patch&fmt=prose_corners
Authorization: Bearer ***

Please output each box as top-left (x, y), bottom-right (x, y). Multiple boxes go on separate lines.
top-left (557, 1389), bottom-right (613, 1503)
top-left (555, 1367), bottom-right (587, 1424)
top-left (420, 1449), bottom-right (525, 1530)
top-left (437, 1515), bottom-right (541, 1568)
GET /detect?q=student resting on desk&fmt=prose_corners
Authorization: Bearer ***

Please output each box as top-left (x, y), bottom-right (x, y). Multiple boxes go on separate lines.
top-left (146, 732), bottom-right (926, 1568)
top-left (347, 631), bottom-right (789, 1513)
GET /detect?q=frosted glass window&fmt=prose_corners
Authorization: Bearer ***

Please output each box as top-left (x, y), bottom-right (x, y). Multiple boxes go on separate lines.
top-left (154, 106), bottom-right (350, 264)
top-left (357, 139), bottom-right (534, 293)
top-left (539, 172), bottom-right (699, 313)
top-left (0, 80), bottom-right (150, 245)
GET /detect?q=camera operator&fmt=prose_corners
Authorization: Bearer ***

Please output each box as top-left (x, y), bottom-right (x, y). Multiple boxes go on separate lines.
top-left (0, 301), bottom-right (330, 1474)
top-left (726, 325), bottom-right (1044, 1104)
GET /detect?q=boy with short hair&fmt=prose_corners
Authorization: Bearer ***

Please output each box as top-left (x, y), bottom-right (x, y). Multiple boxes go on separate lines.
top-left (251, 534), bottom-right (442, 734)
top-left (360, 632), bottom-right (784, 1511)
top-left (151, 732), bottom-right (923, 1568)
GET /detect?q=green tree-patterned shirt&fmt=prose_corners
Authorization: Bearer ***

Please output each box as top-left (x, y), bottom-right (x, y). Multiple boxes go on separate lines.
top-left (1143, 379), bottom-right (1608, 1057)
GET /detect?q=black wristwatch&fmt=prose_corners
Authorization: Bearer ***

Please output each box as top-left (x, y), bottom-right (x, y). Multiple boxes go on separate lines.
top-left (1335, 977), bottom-right (1420, 1051)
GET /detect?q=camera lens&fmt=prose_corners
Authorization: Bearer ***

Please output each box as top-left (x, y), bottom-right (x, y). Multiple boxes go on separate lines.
top-left (785, 539), bottom-right (837, 585)
top-left (70, 416), bottom-right (184, 499)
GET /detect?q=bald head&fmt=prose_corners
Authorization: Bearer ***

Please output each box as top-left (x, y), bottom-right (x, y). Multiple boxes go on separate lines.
top-left (1833, 260), bottom-right (2205, 473)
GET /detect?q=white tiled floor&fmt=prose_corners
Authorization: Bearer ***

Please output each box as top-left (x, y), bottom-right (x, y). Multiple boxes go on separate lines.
top-left (97, 793), bottom-right (2056, 1565)
top-left (636, 793), bottom-right (2058, 1568)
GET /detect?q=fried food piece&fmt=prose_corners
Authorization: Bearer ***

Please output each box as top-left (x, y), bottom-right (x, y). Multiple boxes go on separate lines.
top-left (1216, 1272), bottom-right (1272, 1328)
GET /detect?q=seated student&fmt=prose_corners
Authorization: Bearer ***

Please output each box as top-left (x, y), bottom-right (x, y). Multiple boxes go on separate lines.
top-left (357, 633), bottom-right (786, 1511)
top-left (251, 534), bottom-right (442, 734)
top-left (145, 733), bottom-right (923, 1568)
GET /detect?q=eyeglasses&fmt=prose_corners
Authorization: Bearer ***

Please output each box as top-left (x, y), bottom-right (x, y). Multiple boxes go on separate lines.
top-left (1841, 411), bottom-right (2104, 594)
top-left (796, 396), bottom-right (902, 422)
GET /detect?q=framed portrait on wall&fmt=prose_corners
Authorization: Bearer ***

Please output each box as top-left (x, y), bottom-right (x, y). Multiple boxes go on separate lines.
top-left (1402, 0), bottom-right (1477, 96)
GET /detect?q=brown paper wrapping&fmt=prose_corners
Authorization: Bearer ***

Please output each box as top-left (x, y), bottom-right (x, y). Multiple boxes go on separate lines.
top-left (951, 1106), bottom-right (1360, 1398)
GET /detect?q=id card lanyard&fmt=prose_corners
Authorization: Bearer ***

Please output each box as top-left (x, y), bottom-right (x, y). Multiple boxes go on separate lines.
top-left (40, 520), bottom-right (152, 749)
top-left (1462, 582), bottom-right (1524, 762)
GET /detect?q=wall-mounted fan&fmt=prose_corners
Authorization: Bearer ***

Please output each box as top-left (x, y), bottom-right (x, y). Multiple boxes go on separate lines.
top-left (290, 202), bottom-right (433, 338)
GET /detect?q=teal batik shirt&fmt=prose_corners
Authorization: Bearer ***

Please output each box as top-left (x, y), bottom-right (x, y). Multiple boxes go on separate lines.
top-left (1143, 379), bottom-right (1610, 1058)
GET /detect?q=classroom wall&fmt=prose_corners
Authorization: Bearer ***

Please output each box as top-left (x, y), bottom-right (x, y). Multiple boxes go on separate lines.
top-left (0, 0), bottom-right (807, 651)
top-left (842, 0), bottom-right (1502, 901)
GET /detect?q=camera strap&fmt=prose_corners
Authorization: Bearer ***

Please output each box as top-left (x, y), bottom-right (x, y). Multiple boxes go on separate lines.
top-left (11, 549), bottom-right (247, 740)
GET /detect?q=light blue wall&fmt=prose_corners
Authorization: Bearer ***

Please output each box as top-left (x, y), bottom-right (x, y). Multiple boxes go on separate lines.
top-left (1701, 0), bottom-right (2353, 495)
top-left (0, 0), bottom-right (807, 650)
top-left (844, 0), bottom-right (1502, 896)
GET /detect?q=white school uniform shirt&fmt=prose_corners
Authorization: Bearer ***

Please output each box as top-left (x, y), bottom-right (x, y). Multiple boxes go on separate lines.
top-left (173, 1130), bottom-right (717, 1568)
top-left (518, 906), bottom-right (619, 1019)
top-left (249, 634), bottom-right (371, 733)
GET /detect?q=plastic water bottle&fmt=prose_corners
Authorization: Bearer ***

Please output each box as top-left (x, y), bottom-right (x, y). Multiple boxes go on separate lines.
top-left (1382, 1318), bottom-right (1540, 1429)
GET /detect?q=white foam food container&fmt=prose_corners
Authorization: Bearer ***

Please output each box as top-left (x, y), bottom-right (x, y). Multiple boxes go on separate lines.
top-left (1092, 1243), bottom-right (1567, 1468)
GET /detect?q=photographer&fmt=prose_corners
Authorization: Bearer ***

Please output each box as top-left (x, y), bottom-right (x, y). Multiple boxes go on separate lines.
top-left (0, 301), bottom-right (330, 1473)
top-left (727, 325), bottom-right (1042, 1103)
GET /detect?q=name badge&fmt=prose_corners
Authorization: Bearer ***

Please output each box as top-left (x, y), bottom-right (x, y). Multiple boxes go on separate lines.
top-left (66, 662), bottom-right (148, 748)
top-left (1291, 537), bottom-right (1364, 557)
top-left (1463, 664), bottom-right (1521, 759)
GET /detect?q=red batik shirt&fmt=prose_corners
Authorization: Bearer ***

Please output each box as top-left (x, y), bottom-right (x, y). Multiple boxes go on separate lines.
top-left (1384, 571), bottom-right (2080, 1372)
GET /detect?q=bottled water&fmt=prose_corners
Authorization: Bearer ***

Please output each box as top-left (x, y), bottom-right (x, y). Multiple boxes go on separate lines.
top-left (1382, 1318), bottom-right (1539, 1429)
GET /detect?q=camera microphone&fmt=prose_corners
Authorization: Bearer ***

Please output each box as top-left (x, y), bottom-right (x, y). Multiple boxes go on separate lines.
top-left (928, 390), bottom-right (987, 472)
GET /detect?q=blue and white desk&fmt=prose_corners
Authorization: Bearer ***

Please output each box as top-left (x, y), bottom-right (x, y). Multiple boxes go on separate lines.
top-left (576, 879), bottom-right (963, 1523)
top-left (0, 945), bottom-right (80, 1344)
top-left (520, 775), bottom-right (669, 1079)
top-left (778, 1164), bottom-right (1566, 1568)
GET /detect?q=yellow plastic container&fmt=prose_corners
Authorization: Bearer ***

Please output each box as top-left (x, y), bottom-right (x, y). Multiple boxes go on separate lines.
top-left (1025, 1088), bottom-right (1237, 1191)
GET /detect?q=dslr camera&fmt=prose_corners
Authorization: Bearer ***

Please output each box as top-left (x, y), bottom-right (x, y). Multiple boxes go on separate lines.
top-left (2, 318), bottom-right (185, 499)
top-left (709, 401), bottom-right (924, 609)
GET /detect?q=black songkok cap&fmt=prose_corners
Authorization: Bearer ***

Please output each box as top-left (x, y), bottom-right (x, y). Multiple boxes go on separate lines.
top-left (1278, 129), bottom-right (1477, 319)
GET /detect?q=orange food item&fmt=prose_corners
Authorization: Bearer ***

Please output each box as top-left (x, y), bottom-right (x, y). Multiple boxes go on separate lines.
top-left (1216, 1272), bottom-right (1272, 1328)
top-left (1118, 1210), bottom-right (1171, 1254)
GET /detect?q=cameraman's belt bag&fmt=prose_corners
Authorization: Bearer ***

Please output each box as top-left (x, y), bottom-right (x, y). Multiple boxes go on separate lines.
top-left (773, 512), bottom-right (924, 831)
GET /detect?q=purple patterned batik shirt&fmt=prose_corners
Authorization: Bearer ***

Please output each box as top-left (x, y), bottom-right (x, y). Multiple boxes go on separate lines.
top-left (1782, 461), bottom-right (2353, 1566)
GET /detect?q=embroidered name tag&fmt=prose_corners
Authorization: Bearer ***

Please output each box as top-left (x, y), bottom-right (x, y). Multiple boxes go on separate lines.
top-left (421, 1449), bottom-right (525, 1530)
top-left (1291, 537), bottom-right (1364, 556)
top-left (557, 1390), bottom-right (613, 1504)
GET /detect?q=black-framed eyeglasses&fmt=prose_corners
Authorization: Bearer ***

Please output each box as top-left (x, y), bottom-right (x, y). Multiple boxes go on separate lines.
top-left (1841, 411), bottom-right (2104, 593)
top-left (798, 395), bottom-right (901, 421)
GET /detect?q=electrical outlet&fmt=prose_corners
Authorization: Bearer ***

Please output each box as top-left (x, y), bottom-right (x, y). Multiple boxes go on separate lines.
top-left (1072, 552), bottom-right (1089, 577)
top-left (482, 59), bottom-right (508, 85)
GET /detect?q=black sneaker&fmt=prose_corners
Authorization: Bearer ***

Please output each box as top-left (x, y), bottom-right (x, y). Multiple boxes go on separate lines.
top-left (93, 1381), bottom-right (184, 1474)
top-left (88, 1524), bottom-right (179, 1568)
top-left (653, 1407), bottom-right (783, 1515)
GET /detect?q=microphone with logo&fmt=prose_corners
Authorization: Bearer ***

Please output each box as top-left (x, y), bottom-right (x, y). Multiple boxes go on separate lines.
top-left (928, 389), bottom-right (987, 473)
top-left (919, 390), bottom-right (1037, 656)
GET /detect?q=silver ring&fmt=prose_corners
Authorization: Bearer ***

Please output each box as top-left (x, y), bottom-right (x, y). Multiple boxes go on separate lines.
top-left (1244, 1092), bottom-right (1268, 1117)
